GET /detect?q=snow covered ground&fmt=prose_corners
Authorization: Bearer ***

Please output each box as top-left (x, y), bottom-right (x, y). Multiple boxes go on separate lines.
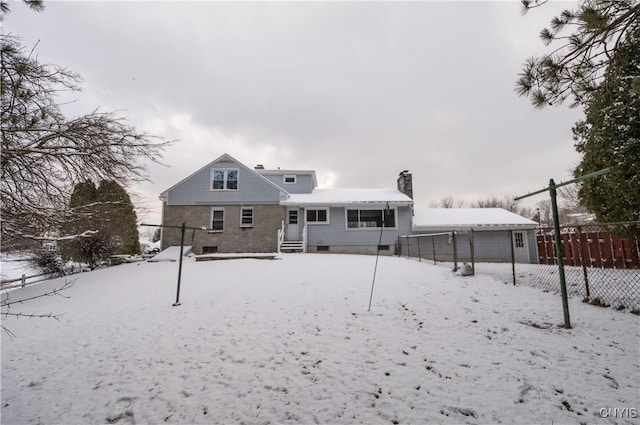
top-left (472, 262), bottom-right (640, 311)
top-left (2, 254), bottom-right (639, 424)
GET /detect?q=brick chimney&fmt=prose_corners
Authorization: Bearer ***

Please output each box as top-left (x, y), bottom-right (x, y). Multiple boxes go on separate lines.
top-left (397, 170), bottom-right (413, 199)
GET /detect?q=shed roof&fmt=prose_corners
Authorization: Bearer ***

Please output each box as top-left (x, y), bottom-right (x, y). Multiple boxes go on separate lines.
top-left (412, 208), bottom-right (537, 231)
top-left (281, 188), bottom-right (413, 207)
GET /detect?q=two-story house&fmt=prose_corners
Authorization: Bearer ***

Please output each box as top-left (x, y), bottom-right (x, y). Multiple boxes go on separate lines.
top-left (160, 153), bottom-right (414, 255)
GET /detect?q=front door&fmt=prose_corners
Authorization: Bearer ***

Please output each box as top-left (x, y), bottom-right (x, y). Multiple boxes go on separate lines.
top-left (286, 208), bottom-right (300, 241)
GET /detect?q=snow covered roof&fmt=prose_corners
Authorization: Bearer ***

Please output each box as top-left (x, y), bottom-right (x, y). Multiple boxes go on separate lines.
top-left (281, 188), bottom-right (413, 207)
top-left (412, 208), bottom-right (538, 231)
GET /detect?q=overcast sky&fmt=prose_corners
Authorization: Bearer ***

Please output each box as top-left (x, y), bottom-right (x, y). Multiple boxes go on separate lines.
top-left (4, 0), bottom-right (584, 226)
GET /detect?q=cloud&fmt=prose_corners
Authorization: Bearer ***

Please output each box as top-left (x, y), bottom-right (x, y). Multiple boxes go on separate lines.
top-left (3, 0), bottom-right (584, 222)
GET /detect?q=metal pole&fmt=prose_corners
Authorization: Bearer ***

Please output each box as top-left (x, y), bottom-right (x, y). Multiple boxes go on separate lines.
top-left (510, 230), bottom-right (516, 286)
top-left (452, 231), bottom-right (458, 272)
top-left (368, 204), bottom-right (389, 311)
top-left (173, 222), bottom-right (186, 307)
top-left (417, 235), bottom-right (422, 262)
top-left (550, 179), bottom-right (571, 329)
top-left (432, 236), bottom-right (436, 265)
top-left (470, 229), bottom-right (475, 275)
top-left (577, 226), bottom-right (590, 298)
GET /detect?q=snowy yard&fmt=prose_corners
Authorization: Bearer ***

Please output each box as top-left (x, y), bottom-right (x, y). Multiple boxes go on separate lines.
top-left (2, 254), bottom-right (639, 424)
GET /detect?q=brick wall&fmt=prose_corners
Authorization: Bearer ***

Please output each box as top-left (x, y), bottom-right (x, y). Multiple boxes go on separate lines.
top-left (162, 204), bottom-right (285, 254)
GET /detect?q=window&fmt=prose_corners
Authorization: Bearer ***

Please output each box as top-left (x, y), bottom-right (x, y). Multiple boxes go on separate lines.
top-left (202, 246), bottom-right (218, 254)
top-left (240, 208), bottom-right (253, 227)
top-left (514, 232), bottom-right (524, 248)
top-left (288, 210), bottom-right (298, 224)
top-left (283, 175), bottom-right (297, 184)
top-left (211, 208), bottom-right (224, 231)
top-left (347, 209), bottom-right (395, 229)
top-left (306, 208), bottom-right (328, 224)
top-left (211, 169), bottom-right (238, 190)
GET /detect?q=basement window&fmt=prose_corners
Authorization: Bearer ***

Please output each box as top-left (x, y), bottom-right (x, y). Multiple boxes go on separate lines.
top-left (202, 246), bottom-right (218, 254)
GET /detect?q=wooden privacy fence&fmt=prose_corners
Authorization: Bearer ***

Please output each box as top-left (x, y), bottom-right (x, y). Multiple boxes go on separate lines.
top-left (537, 224), bottom-right (640, 269)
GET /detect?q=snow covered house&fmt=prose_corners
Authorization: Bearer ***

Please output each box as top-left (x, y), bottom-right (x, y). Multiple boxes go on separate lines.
top-left (410, 208), bottom-right (538, 263)
top-left (159, 154), bottom-right (413, 255)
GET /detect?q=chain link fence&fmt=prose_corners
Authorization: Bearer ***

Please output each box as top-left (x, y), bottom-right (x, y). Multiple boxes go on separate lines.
top-left (515, 223), bottom-right (640, 311)
top-left (399, 222), bottom-right (640, 312)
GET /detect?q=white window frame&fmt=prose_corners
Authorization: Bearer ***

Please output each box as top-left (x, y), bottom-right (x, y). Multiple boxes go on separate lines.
top-left (345, 207), bottom-right (397, 230)
top-left (210, 168), bottom-right (239, 191)
top-left (240, 207), bottom-right (254, 227)
top-left (210, 208), bottom-right (224, 232)
top-left (283, 174), bottom-right (297, 185)
top-left (514, 232), bottom-right (524, 248)
top-left (305, 208), bottom-right (329, 225)
top-left (288, 209), bottom-right (298, 225)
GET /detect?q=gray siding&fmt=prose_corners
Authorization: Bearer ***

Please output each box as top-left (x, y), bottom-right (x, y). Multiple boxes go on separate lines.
top-left (166, 159), bottom-right (283, 206)
top-left (305, 206), bottom-right (412, 250)
top-left (405, 229), bottom-right (537, 263)
top-left (259, 173), bottom-right (315, 194)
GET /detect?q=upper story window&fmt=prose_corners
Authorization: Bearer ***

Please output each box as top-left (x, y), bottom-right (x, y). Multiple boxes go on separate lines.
top-left (283, 175), bottom-right (297, 184)
top-left (347, 208), bottom-right (395, 229)
top-left (306, 208), bottom-right (329, 224)
top-left (211, 169), bottom-right (238, 190)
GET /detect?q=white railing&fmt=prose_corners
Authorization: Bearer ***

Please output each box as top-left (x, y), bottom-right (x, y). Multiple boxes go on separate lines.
top-left (302, 224), bottom-right (308, 253)
top-left (277, 220), bottom-right (285, 253)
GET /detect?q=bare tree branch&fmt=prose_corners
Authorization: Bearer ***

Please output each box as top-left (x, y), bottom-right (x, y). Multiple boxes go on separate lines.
top-left (1, 35), bottom-right (173, 248)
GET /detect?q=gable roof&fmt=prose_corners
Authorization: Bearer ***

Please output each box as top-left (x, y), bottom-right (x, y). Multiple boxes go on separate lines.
top-left (413, 208), bottom-right (537, 231)
top-left (159, 153), bottom-right (290, 200)
top-left (281, 188), bottom-right (413, 207)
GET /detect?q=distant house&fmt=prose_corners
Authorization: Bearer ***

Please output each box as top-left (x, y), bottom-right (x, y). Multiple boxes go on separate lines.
top-left (159, 154), bottom-right (413, 255)
top-left (410, 208), bottom-right (538, 263)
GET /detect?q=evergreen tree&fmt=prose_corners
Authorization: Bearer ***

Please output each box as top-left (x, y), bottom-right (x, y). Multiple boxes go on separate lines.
top-left (62, 180), bottom-right (140, 269)
top-left (572, 24), bottom-right (640, 229)
top-left (517, 0), bottom-right (640, 109)
top-left (96, 180), bottom-right (141, 256)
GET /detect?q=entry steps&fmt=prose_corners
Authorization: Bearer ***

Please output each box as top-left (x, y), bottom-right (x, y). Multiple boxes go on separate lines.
top-left (280, 241), bottom-right (304, 252)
